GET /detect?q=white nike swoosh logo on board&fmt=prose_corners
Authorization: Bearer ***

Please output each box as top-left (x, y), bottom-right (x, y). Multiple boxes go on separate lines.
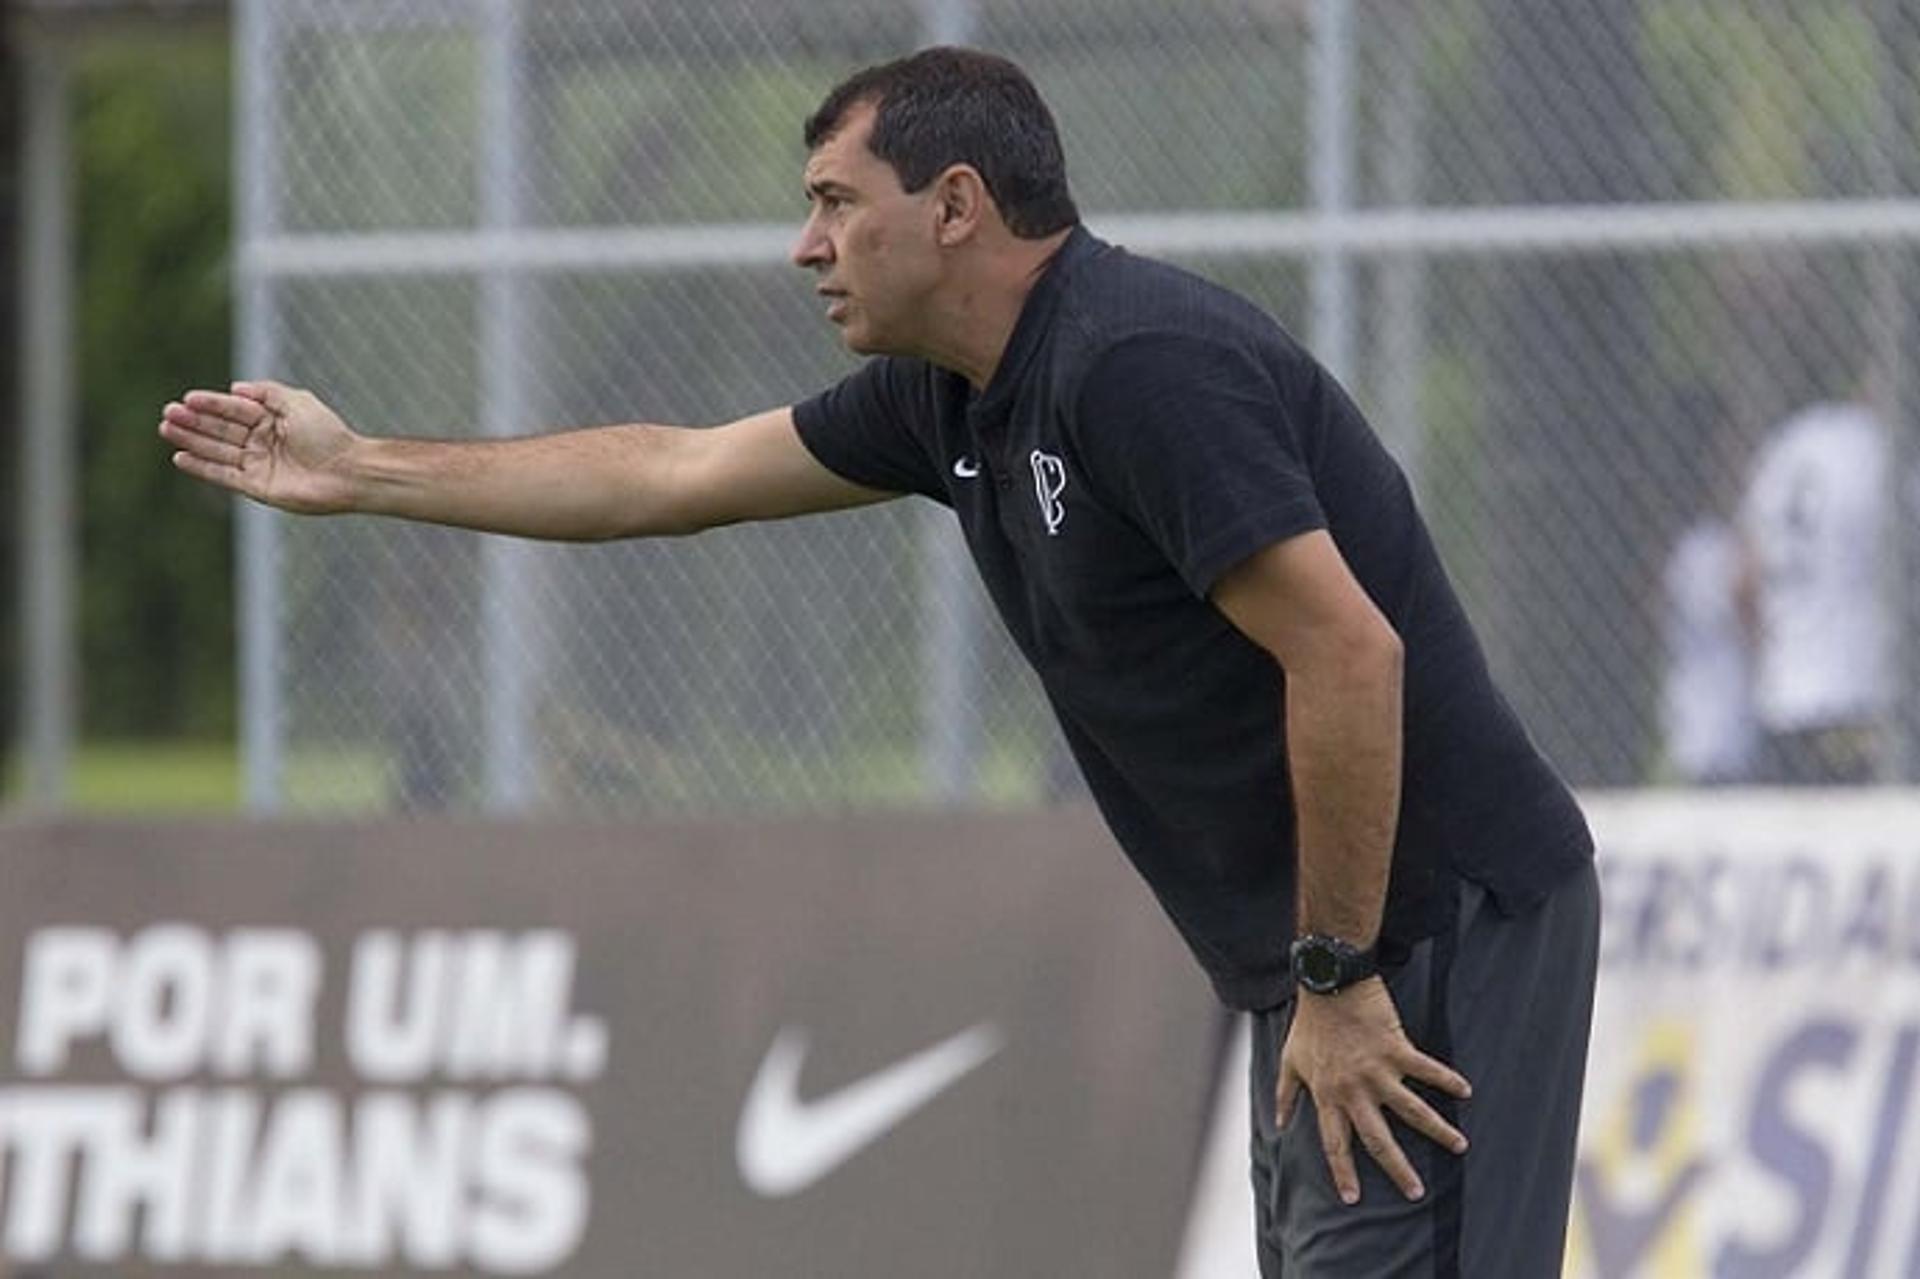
top-left (953, 456), bottom-right (982, 478)
top-left (735, 1022), bottom-right (1004, 1198)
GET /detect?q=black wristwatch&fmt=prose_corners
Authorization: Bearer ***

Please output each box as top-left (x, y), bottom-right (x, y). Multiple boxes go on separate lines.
top-left (1290, 933), bottom-right (1379, 996)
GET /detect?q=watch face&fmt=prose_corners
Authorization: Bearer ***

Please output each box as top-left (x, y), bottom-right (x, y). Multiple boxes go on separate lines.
top-left (1297, 942), bottom-right (1339, 990)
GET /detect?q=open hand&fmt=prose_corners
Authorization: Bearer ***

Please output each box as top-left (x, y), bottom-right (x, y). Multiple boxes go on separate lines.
top-left (1277, 976), bottom-right (1472, 1205)
top-left (159, 380), bottom-right (361, 514)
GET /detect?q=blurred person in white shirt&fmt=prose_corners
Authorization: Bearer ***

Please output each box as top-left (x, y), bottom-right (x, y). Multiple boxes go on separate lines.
top-left (1661, 517), bottom-right (1757, 785)
top-left (1660, 390), bottom-right (1758, 785)
top-left (1739, 401), bottom-right (1891, 785)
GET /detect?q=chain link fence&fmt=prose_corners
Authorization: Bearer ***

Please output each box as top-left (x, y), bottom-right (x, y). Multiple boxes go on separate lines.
top-left (237, 0), bottom-right (1920, 813)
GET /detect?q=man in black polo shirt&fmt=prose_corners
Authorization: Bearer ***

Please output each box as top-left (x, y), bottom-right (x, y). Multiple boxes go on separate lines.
top-left (163, 46), bottom-right (1599, 1277)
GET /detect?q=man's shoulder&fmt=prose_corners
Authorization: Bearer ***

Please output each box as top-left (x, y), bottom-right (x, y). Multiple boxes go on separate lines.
top-left (1064, 241), bottom-right (1284, 348)
top-left (1051, 249), bottom-right (1299, 397)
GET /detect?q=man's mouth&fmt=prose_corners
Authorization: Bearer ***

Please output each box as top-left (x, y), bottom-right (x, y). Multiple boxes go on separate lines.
top-left (819, 289), bottom-right (850, 322)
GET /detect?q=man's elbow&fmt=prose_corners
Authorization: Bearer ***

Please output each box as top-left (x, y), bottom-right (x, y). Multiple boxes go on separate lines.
top-left (603, 502), bottom-right (707, 541)
top-left (1350, 621), bottom-right (1403, 686)
top-left (1294, 617), bottom-right (1401, 688)
top-left (1376, 622), bottom-right (1405, 671)
top-left (593, 424), bottom-right (713, 540)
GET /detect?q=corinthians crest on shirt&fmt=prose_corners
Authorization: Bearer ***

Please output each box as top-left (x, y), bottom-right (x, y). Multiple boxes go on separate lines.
top-left (1029, 450), bottom-right (1068, 536)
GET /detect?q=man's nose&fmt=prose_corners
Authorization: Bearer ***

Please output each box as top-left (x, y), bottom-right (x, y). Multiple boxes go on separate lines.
top-left (791, 219), bottom-right (831, 270)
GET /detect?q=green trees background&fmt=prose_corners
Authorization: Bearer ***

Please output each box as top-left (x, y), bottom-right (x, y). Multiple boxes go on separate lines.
top-left (1, 38), bottom-right (19, 779)
top-left (5, 28), bottom-right (234, 792)
top-left (76, 33), bottom-right (234, 740)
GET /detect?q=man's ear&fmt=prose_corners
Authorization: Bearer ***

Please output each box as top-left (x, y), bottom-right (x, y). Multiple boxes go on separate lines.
top-left (932, 165), bottom-right (990, 245)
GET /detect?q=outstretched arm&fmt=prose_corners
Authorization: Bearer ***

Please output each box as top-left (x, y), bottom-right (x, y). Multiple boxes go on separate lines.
top-left (159, 379), bottom-right (894, 541)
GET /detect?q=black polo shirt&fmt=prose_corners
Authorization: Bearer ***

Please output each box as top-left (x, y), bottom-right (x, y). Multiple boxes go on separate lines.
top-left (792, 226), bottom-right (1593, 1010)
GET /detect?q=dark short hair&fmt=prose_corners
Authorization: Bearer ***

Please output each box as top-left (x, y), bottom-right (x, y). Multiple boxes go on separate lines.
top-left (804, 47), bottom-right (1080, 239)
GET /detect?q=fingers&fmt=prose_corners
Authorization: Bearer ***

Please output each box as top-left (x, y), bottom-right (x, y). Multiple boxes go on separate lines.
top-left (1294, 1061), bottom-right (1471, 1207)
top-left (161, 402), bottom-right (252, 451)
top-left (1351, 1107), bottom-right (1424, 1202)
top-left (163, 421), bottom-right (246, 470)
top-left (176, 391), bottom-right (269, 435)
top-left (170, 448), bottom-right (249, 496)
top-left (1316, 1091), bottom-right (1438, 1205)
top-left (162, 392), bottom-right (259, 494)
top-left (1315, 1104), bottom-right (1362, 1206)
top-left (1402, 1049), bottom-right (1473, 1102)
top-left (1384, 1080), bottom-right (1469, 1156)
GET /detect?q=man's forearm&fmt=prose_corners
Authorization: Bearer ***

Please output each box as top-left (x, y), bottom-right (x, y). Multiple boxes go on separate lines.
top-left (351, 424), bottom-right (696, 541)
top-left (1287, 636), bottom-right (1404, 949)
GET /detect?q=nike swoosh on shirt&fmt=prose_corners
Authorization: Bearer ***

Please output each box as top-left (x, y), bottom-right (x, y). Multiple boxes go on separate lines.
top-left (735, 1022), bottom-right (1004, 1198)
top-left (953, 456), bottom-right (982, 478)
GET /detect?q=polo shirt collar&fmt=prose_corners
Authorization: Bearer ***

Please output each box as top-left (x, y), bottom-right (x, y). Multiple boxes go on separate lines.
top-left (970, 223), bottom-right (1102, 420)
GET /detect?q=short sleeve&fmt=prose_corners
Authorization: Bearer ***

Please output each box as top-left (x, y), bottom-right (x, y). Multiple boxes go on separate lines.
top-left (791, 357), bottom-right (945, 501)
top-left (1072, 333), bottom-right (1327, 596)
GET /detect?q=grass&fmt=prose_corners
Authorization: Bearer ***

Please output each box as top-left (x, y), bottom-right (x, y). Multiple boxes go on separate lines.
top-left (2, 740), bottom-right (393, 815)
top-left (1, 736), bottom-right (1060, 816)
top-left (4, 740), bottom-right (241, 814)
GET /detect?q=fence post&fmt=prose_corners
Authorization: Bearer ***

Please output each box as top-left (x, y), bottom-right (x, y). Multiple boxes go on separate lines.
top-left (19, 28), bottom-right (75, 810)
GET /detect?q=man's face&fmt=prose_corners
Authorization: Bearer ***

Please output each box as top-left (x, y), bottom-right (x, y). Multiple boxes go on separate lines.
top-left (792, 104), bottom-right (943, 355)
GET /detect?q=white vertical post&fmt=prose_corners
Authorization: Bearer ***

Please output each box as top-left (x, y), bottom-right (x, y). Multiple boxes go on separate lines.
top-left (19, 34), bottom-right (75, 810)
top-left (917, 0), bottom-right (984, 804)
top-left (237, 0), bottom-right (286, 812)
top-left (480, 0), bottom-right (538, 811)
top-left (1310, 0), bottom-right (1357, 384)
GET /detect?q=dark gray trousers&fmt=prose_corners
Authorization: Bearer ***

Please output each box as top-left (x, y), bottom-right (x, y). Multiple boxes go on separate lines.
top-left (1250, 862), bottom-right (1601, 1277)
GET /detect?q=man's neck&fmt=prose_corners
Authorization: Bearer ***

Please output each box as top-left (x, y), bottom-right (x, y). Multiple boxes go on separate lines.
top-left (919, 227), bottom-right (1076, 390)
